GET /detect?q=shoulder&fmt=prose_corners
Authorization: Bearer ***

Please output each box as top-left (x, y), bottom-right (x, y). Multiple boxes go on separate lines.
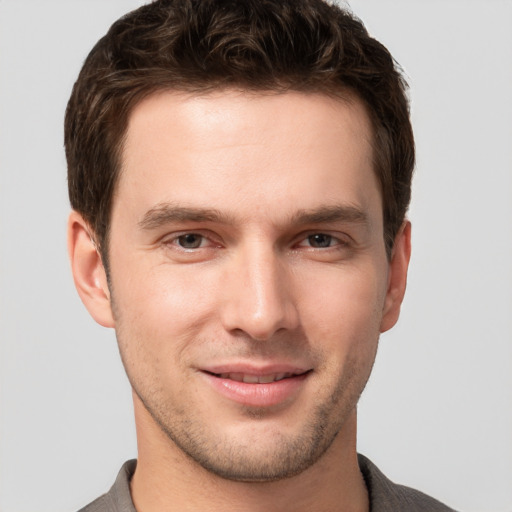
top-left (77, 460), bottom-right (137, 512)
top-left (358, 454), bottom-right (457, 512)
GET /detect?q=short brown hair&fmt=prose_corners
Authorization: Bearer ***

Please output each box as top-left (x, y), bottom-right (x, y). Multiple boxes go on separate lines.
top-left (65, 0), bottom-right (414, 264)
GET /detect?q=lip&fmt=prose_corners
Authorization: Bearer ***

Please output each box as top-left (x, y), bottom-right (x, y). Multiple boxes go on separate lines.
top-left (199, 363), bottom-right (312, 408)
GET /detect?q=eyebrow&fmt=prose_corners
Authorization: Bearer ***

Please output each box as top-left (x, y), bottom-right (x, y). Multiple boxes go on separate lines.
top-left (139, 202), bottom-right (369, 230)
top-left (139, 203), bottom-right (234, 230)
top-left (289, 205), bottom-right (369, 227)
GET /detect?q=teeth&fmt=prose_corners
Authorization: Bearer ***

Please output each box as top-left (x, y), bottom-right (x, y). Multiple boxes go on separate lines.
top-left (217, 372), bottom-right (295, 383)
top-left (258, 374), bottom-right (276, 384)
top-left (242, 374), bottom-right (260, 384)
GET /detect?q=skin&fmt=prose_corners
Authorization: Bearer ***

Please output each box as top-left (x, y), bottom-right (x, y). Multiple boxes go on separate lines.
top-left (68, 90), bottom-right (411, 512)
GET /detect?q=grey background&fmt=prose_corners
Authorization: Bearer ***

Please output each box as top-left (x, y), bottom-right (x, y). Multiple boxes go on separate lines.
top-left (1, 1), bottom-right (511, 511)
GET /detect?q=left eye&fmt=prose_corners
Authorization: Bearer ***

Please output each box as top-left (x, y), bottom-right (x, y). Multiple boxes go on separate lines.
top-left (300, 233), bottom-right (341, 248)
top-left (306, 234), bottom-right (333, 248)
top-left (176, 233), bottom-right (205, 249)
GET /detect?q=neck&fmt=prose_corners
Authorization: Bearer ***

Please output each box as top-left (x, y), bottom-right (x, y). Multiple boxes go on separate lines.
top-left (130, 393), bottom-right (369, 512)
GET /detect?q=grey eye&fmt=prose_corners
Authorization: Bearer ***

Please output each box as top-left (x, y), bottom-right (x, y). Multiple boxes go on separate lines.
top-left (177, 234), bottom-right (203, 248)
top-left (307, 234), bottom-right (332, 248)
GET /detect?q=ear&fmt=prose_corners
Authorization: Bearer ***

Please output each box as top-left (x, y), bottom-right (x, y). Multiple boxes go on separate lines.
top-left (380, 221), bottom-right (412, 333)
top-left (67, 211), bottom-right (115, 328)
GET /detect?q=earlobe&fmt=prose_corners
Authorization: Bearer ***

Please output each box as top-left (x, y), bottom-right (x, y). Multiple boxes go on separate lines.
top-left (67, 211), bottom-right (115, 328)
top-left (380, 221), bottom-right (412, 333)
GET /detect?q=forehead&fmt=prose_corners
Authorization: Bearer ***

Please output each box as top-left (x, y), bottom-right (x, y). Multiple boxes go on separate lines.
top-left (117, 89), bottom-right (380, 226)
top-left (124, 89), bottom-right (373, 154)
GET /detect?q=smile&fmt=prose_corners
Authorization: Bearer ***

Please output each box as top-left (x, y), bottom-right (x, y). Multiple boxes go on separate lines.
top-left (201, 367), bottom-right (312, 407)
top-left (211, 372), bottom-right (300, 384)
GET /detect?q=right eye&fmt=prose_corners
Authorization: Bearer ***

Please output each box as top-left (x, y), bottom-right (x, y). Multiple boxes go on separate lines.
top-left (176, 233), bottom-right (206, 249)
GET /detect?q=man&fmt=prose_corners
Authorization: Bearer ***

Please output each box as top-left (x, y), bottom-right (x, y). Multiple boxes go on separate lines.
top-left (65, 0), bottom-right (455, 510)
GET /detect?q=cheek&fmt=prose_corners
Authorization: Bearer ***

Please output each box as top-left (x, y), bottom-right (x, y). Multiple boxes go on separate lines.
top-left (110, 263), bottom-right (221, 363)
top-left (298, 263), bottom-right (387, 356)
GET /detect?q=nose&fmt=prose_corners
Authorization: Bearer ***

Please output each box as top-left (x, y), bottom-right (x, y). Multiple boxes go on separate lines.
top-left (220, 243), bottom-right (299, 341)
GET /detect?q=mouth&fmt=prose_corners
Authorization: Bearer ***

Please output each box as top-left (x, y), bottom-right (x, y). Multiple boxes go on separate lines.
top-left (204, 370), bottom-right (307, 384)
top-left (200, 366), bottom-right (312, 407)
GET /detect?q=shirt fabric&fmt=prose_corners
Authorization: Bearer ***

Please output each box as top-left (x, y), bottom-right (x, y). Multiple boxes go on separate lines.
top-left (78, 454), bottom-right (456, 511)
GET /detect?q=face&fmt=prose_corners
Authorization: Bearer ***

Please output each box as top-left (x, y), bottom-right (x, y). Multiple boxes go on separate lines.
top-left (74, 90), bottom-right (409, 482)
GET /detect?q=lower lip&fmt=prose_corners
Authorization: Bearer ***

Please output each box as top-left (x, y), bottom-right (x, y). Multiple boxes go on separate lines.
top-left (201, 371), bottom-right (309, 408)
